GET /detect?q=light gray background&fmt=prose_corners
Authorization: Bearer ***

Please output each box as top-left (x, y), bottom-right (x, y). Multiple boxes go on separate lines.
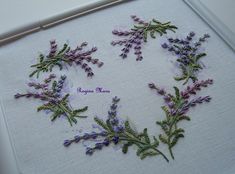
top-left (184, 0), bottom-right (235, 52)
top-left (0, 0), bottom-right (235, 174)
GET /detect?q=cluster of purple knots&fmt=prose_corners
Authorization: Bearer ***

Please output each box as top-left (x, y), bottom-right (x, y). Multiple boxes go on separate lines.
top-left (14, 74), bottom-right (66, 103)
top-left (161, 32), bottom-right (210, 83)
top-left (49, 40), bottom-right (104, 77)
top-left (148, 79), bottom-right (213, 116)
top-left (111, 15), bottom-right (148, 61)
top-left (161, 32), bottom-right (210, 57)
top-left (63, 96), bottom-right (124, 155)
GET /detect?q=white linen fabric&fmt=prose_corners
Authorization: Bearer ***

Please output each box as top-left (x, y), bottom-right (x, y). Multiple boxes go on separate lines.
top-left (0, 0), bottom-right (234, 174)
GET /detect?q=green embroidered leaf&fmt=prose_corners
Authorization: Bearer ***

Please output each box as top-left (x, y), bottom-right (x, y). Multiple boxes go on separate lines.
top-left (94, 117), bottom-right (108, 131)
top-left (170, 134), bottom-right (184, 148)
top-left (122, 142), bottom-right (133, 154)
top-left (177, 115), bottom-right (191, 121)
top-left (159, 134), bottom-right (168, 144)
top-left (143, 128), bottom-right (150, 144)
top-left (140, 151), bottom-right (159, 160)
top-left (125, 120), bottom-right (138, 137)
top-left (173, 86), bottom-right (180, 100)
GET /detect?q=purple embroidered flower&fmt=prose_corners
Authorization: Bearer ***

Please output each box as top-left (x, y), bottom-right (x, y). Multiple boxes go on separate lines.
top-left (30, 41), bottom-right (104, 78)
top-left (111, 15), bottom-right (177, 61)
top-left (149, 79), bottom-right (213, 116)
top-left (14, 74), bottom-right (88, 126)
top-left (161, 32), bottom-right (210, 84)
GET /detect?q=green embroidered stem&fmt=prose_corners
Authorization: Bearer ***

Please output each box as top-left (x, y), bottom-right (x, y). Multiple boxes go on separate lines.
top-left (133, 19), bottom-right (177, 42)
top-left (37, 94), bottom-right (88, 126)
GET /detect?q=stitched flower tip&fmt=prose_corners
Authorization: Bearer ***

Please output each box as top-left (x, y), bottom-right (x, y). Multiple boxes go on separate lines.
top-left (63, 140), bottom-right (72, 147)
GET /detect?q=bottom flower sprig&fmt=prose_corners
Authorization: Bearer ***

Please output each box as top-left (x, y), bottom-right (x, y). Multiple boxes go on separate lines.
top-left (148, 79), bottom-right (213, 159)
top-left (64, 96), bottom-right (169, 162)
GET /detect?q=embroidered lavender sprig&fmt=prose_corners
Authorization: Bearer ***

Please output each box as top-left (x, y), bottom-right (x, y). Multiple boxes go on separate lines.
top-left (30, 40), bottom-right (104, 78)
top-left (148, 79), bottom-right (213, 159)
top-left (14, 74), bottom-right (88, 126)
top-left (111, 15), bottom-right (177, 61)
top-left (64, 96), bottom-right (169, 162)
top-left (161, 32), bottom-right (210, 84)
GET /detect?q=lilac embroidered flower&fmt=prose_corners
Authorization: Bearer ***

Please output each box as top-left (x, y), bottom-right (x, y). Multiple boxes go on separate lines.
top-left (63, 96), bottom-right (169, 162)
top-left (30, 41), bottom-right (104, 78)
top-left (150, 80), bottom-right (213, 159)
top-left (111, 15), bottom-right (177, 61)
top-left (149, 79), bottom-right (213, 116)
top-left (162, 32), bottom-right (210, 84)
top-left (14, 74), bottom-right (88, 126)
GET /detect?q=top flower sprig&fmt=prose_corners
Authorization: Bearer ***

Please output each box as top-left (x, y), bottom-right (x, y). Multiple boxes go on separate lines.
top-left (111, 15), bottom-right (177, 61)
top-left (30, 40), bottom-right (104, 78)
top-left (161, 32), bottom-right (210, 84)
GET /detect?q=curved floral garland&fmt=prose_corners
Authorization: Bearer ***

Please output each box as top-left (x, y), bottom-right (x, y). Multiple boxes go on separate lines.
top-left (63, 17), bottom-right (213, 161)
top-left (13, 15), bottom-right (214, 163)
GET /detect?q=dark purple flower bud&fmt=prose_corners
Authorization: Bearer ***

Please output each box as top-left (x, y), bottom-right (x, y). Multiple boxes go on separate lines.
top-left (110, 103), bottom-right (117, 110)
top-left (95, 143), bottom-right (103, 150)
top-left (14, 93), bottom-right (22, 98)
top-left (112, 96), bottom-right (120, 103)
top-left (87, 72), bottom-right (94, 77)
top-left (168, 38), bottom-right (174, 43)
top-left (102, 139), bottom-right (110, 146)
top-left (91, 59), bottom-right (98, 64)
top-left (82, 63), bottom-right (88, 69)
top-left (81, 42), bottom-right (88, 47)
top-left (137, 57), bottom-right (143, 61)
top-left (148, 83), bottom-right (156, 89)
top-left (74, 135), bottom-right (81, 143)
top-left (61, 75), bottom-right (66, 80)
top-left (163, 96), bottom-right (171, 102)
top-left (85, 147), bottom-right (94, 155)
top-left (120, 53), bottom-right (127, 59)
top-left (168, 102), bottom-right (174, 108)
top-left (131, 15), bottom-right (136, 19)
top-left (85, 67), bottom-right (92, 72)
top-left (112, 136), bottom-right (119, 144)
top-left (90, 132), bottom-right (98, 139)
top-left (110, 118), bottom-right (119, 125)
top-left (174, 38), bottom-right (180, 43)
top-left (83, 133), bottom-right (90, 140)
top-left (189, 32), bottom-right (195, 37)
top-left (99, 131), bottom-right (108, 136)
top-left (199, 37), bottom-right (205, 42)
top-left (98, 62), bottom-right (104, 67)
top-left (63, 140), bottom-right (72, 147)
top-left (204, 34), bottom-right (210, 38)
top-left (186, 36), bottom-right (192, 41)
top-left (168, 47), bottom-right (174, 52)
top-left (50, 40), bottom-right (56, 45)
top-left (91, 47), bottom-right (97, 52)
top-left (158, 89), bottom-right (166, 95)
top-left (112, 30), bottom-right (119, 35)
